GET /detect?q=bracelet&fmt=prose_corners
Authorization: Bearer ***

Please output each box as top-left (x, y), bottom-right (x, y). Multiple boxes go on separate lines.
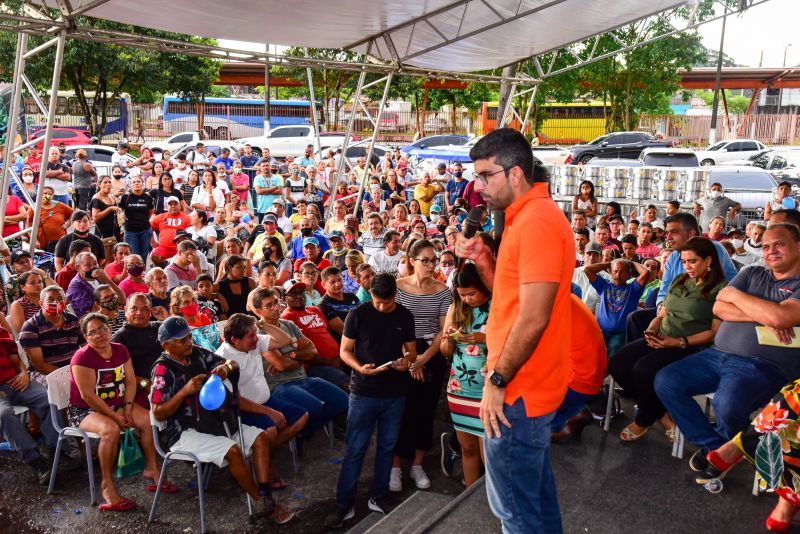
top-left (124, 401), bottom-right (134, 406)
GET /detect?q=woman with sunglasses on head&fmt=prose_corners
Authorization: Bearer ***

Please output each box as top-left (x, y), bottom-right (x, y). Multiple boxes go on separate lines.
top-left (150, 171), bottom-right (185, 215)
top-left (390, 239), bottom-right (452, 492)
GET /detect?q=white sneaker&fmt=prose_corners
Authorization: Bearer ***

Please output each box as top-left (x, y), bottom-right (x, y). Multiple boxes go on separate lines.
top-left (389, 467), bottom-right (402, 492)
top-left (410, 465), bottom-right (431, 490)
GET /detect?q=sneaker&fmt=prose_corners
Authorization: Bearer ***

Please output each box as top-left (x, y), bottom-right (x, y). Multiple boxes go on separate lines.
top-left (368, 496), bottom-right (391, 514)
top-left (28, 456), bottom-right (51, 486)
top-left (410, 465), bottom-right (431, 490)
top-left (689, 448), bottom-right (711, 472)
top-left (389, 467), bottom-right (402, 492)
top-left (324, 505), bottom-right (354, 529)
top-left (440, 432), bottom-right (459, 477)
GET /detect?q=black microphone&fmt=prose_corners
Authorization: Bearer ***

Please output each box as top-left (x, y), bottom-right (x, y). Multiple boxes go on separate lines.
top-left (458, 207), bottom-right (484, 270)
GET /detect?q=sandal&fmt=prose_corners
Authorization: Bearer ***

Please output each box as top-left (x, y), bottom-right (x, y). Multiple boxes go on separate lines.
top-left (147, 481), bottom-right (178, 493)
top-left (620, 424), bottom-right (649, 442)
top-left (269, 478), bottom-right (287, 491)
top-left (99, 498), bottom-right (136, 512)
top-left (665, 427), bottom-right (676, 443)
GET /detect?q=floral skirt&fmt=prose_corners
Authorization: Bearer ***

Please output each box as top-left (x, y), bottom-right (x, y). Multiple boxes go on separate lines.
top-left (735, 378), bottom-right (800, 504)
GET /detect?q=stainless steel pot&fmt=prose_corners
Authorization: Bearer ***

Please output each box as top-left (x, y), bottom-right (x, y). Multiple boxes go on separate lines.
top-left (657, 190), bottom-right (678, 201)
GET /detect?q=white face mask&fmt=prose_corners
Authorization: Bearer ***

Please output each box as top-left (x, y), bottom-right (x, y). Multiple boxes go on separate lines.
top-left (709, 190), bottom-right (722, 199)
top-left (732, 238), bottom-right (744, 250)
top-left (234, 168), bottom-right (242, 174)
top-left (22, 174), bottom-right (34, 183)
top-left (178, 162), bottom-right (186, 168)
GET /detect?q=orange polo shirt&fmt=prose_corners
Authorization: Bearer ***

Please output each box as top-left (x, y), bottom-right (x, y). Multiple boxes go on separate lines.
top-left (568, 295), bottom-right (607, 395)
top-left (486, 182), bottom-right (573, 417)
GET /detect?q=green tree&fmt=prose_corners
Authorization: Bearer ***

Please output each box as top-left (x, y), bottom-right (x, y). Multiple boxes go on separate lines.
top-left (0, 16), bottom-right (219, 139)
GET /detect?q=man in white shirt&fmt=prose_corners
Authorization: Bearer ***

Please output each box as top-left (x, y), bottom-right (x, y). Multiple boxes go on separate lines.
top-left (572, 242), bottom-right (609, 314)
top-left (743, 221), bottom-right (766, 256)
top-left (187, 142), bottom-right (210, 171)
top-left (216, 313), bottom-right (308, 446)
top-left (728, 228), bottom-right (759, 269)
top-left (111, 141), bottom-right (133, 170)
top-left (169, 153), bottom-right (191, 187)
top-left (270, 199), bottom-right (294, 238)
top-left (368, 230), bottom-right (405, 277)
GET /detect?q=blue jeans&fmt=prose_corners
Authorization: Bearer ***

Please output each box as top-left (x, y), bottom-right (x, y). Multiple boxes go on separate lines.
top-left (603, 331), bottom-right (625, 358)
top-left (336, 394), bottom-right (405, 511)
top-left (550, 388), bottom-right (595, 432)
top-left (307, 365), bottom-right (351, 391)
top-left (0, 382), bottom-right (60, 463)
top-left (654, 347), bottom-right (788, 450)
top-left (272, 377), bottom-right (348, 437)
top-left (241, 395), bottom-right (308, 430)
top-left (484, 398), bottom-right (562, 534)
top-left (52, 194), bottom-right (71, 206)
top-left (124, 228), bottom-right (153, 260)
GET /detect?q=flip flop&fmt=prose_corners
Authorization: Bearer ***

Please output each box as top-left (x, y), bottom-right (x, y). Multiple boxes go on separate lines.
top-left (269, 478), bottom-right (287, 491)
top-left (99, 498), bottom-right (136, 512)
top-left (147, 481), bottom-right (178, 493)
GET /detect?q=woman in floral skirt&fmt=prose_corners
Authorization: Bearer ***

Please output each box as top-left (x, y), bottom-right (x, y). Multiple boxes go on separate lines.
top-left (440, 262), bottom-right (491, 487)
top-left (693, 379), bottom-right (800, 532)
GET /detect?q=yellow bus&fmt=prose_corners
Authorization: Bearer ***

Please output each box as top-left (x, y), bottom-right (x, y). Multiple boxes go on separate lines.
top-left (538, 101), bottom-right (607, 144)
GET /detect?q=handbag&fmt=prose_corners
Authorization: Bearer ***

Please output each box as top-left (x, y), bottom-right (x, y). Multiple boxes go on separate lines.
top-left (115, 428), bottom-right (144, 478)
top-left (102, 236), bottom-right (117, 263)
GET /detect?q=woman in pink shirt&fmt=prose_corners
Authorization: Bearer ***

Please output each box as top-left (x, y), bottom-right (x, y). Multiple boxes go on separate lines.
top-left (230, 162), bottom-right (250, 203)
top-left (118, 254), bottom-right (148, 297)
top-left (636, 222), bottom-right (661, 259)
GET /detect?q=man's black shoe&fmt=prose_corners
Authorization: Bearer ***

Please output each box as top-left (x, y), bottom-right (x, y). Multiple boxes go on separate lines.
top-left (29, 456), bottom-right (51, 486)
top-left (689, 448), bottom-right (710, 472)
top-left (440, 432), bottom-right (460, 477)
top-left (324, 505), bottom-right (354, 529)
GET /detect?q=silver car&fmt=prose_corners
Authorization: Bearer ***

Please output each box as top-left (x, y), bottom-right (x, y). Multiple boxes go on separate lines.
top-left (704, 166), bottom-right (778, 225)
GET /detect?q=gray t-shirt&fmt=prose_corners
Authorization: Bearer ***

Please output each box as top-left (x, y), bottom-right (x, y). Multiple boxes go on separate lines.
top-left (714, 266), bottom-right (800, 378)
top-left (695, 195), bottom-right (739, 231)
top-left (263, 319), bottom-right (307, 388)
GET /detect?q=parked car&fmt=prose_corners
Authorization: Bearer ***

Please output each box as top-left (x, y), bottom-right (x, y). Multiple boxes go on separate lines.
top-left (705, 167), bottom-right (778, 215)
top-left (329, 143), bottom-right (392, 167)
top-left (531, 145), bottom-right (571, 165)
top-left (29, 127), bottom-right (93, 150)
top-left (639, 147), bottom-right (699, 167)
top-left (400, 134), bottom-right (469, 155)
top-left (584, 157), bottom-right (645, 168)
top-left (565, 131), bottom-right (674, 164)
top-left (169, 141), bottom-right (240, 164)
top-left (725, 148), bottom-right (774, 167)
top-left (62, 145), bottom-right (135, 176)
top-left (233, 125), bottom-right (350, 159)
top-left (147, 131), bottom-right (206, 154)
top-left (694, 139), bottom-right (766, 166)
top-left (423, 116), bottom-right (449, 134)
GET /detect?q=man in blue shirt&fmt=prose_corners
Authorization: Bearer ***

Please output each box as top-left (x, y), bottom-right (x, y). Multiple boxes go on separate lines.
top-left (254, 160), bottom-right (284, 222)
top-left (213, 147), bottom-right (234, 171)
top-left (626, 212), bottom-right (738, 342)
top-left (444, 162), bottom-right (468, 213)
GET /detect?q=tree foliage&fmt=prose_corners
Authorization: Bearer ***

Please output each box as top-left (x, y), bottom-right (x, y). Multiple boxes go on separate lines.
top-left (0, 14), bottom-right (219, 139)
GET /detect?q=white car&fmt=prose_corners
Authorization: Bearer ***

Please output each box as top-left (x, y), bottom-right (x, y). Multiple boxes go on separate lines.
top-left (532, 145), bottom-right (570, 165)
top-left (234, 125), bottom-right (349, 159)
top-left (62, 145), bottom-right (135, 176)
top-left (147, 131), bottom-right (205, 154)
top-left (695, 139), bottom-right (766, 166)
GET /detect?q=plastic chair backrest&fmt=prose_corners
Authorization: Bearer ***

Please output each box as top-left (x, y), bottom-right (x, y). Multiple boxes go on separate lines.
top-left (45, 366), bottom-right (72, 411)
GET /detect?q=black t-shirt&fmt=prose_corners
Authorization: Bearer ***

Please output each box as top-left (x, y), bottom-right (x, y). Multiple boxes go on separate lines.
top-left (89, 197), bottom-right (119, 238)
top-left (317, 292), bottom-right (360, 343)
top-left (148, 293), bottom-right (171, 310)
top-left (111, 321), bottom-right (162, 378)
top-left (342, 301), bottom-right (415, 398)
top-left (54, 231), bottom-right (106, 263)
top-left (149, 188), bottom-right (185, 215)
top-left (119, 191), bottom-right (154, 232)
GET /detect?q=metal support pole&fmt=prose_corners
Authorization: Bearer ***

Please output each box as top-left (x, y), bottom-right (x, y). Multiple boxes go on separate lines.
top-left (0, 32), bottom-right (28, 236)
top-left (306, 63), bottom-right (321, 155)
top-left (264, 44), bottom-right (271, 134)
top-left (497, 64), bottom-right (517, 128)
top-left (29, 32), bottom-right (66, 252)
top-left (708, 7), bottom-right (727, 145)
top-left (353, 72), bottom-right (393, 220)
top-left (519, 85), bottom-right (540, 133)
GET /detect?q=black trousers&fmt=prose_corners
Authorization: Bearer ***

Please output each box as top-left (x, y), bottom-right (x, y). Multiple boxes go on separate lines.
top-left (625, 307), bottom-right (657, 343)
top-left (394, 341), bottom-right (447, 460)
top-left (608, 338), bottom-right (698, 427)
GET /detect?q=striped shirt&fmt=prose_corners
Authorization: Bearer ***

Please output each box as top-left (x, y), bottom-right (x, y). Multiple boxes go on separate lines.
top-left (395, 287), bottom-right (452, 340)
top-left (19, 310), bottom-right (84, 369)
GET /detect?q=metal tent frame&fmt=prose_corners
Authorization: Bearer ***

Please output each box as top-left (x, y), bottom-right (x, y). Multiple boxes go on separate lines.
top-left (0, 0), bottom-right (765, 239)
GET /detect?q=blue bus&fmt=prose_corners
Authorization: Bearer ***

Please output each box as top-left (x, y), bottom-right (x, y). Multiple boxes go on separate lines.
top-left (24, 91), bottom-right (130, 138)
top-left (162, 96), bottom-right (324, 139)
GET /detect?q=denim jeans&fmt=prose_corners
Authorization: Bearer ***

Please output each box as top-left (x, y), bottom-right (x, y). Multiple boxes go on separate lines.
top-left (74, 187), bottom-right (94, 211)
top-left (241, 395), bottom-right (308, 430)
top-left (272, 377), bottom-right (348, 437)
top-left (603, 331), bottom-right (625, 358)
top-left (550, 388), bottom-right (595, 432)
top-left (484, 398), bottom-right (562, 534)
top-left (0, 382), bottom-right (60, 463)
top-left (124, 228), bottom-right (153, 261)
top-left (306, 365), bottom-right (351, 391)
top-left (335, 393), bottom-right (405, 511)
top-left (52, 194), bottom-right (72, 206)
top-left (654, 347), bottom-right (788, 450)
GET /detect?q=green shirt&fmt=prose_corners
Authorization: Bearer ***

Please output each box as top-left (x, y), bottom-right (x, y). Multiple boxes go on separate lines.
top-left (639, 278), bottom-right (661, 305)
top-left (661, 278), bottom-right (726, 338)
top-left (356, 286), bottom-right (372, 303)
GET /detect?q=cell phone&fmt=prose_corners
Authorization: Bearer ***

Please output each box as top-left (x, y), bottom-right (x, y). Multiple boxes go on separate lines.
top-left (375, 360), bottom-right (394, 370)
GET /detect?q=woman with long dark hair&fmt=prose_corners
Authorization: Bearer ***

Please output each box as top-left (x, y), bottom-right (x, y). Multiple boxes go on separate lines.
top-left (439, 262), bottom-right (491, 487)
top-left (609, 236), bottom-right (726, 442)
top-left (150, 171), bottom-right (186, 214)
top-left (391, 239), bottom-right (452, 491)
top-left (214, 254), bottom-right (257, 316)
top-left (572, 180), bottom-right (598, 228)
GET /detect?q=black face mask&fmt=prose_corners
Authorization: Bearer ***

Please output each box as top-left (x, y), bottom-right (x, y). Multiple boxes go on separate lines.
top-left (301, 228), bottom-right (313, 237)
top-left (453, 171), bottom-right (463, 178)
top-left (262, 246), bottom-right (273, 258)
top-left (437, 224), bottom-right (447, 233)
top-left (83, 269), bottom-right (95, 280)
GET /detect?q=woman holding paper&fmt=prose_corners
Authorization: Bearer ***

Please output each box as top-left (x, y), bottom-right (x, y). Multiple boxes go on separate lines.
top-left (608, 236), bottom-right (726, 443)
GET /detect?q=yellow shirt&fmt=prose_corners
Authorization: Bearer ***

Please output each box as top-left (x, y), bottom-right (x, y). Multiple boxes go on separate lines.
top-left (414, 184), bottom-right (438, 216)
top-left (289, 212), bottom-right (305, 238)
top-left (251, 231), bottom-right (288, 263)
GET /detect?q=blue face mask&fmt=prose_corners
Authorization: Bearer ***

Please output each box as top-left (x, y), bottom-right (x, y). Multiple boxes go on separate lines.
top-left (457, 213), bottom-right (467, 223)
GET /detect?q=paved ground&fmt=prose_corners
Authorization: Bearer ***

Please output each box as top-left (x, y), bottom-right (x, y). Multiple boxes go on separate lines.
top-left (0, 398), bottom-right (785, 533)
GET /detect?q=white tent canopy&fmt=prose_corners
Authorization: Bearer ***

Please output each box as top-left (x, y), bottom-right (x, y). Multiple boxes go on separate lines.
top-left (32, 0), bottom-right (687, 72)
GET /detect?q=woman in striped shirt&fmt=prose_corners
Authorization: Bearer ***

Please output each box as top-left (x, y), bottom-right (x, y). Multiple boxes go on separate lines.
top-left (391, 239), bottom-right (452, 492)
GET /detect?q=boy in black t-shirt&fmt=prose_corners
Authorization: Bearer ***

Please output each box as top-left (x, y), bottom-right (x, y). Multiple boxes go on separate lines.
top-left (324, 274), bottom-right (417, 529)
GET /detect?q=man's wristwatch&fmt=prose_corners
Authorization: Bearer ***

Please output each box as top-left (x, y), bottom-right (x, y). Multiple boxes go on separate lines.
top-left (489, 370), bottom-right (508, 389)
top-left (679, 337), bottom-right (689, 349)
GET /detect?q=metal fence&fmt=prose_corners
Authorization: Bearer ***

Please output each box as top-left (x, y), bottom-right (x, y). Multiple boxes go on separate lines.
top-left (639, 113), bottom-right (800, 147)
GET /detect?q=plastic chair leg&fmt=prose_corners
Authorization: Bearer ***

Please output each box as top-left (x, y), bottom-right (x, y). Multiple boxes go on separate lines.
top-left (148, 460), bottom-right (171, 524)
top-left (604, 378), bottom-right (615, 432)
top-left (84, 437), bottom-right (97, 505)
top-left (325, 421), bottom-right (335, 448)
top-left (289, 438), bottom-right (300, 473)
top-left (197, 462), bottom-right (207, 534)
top-left (47, 434), bottom-right (64, 495)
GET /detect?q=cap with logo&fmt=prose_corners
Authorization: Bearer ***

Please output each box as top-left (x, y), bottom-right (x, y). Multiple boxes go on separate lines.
top-left (158, 316), bottom-right (192, 343)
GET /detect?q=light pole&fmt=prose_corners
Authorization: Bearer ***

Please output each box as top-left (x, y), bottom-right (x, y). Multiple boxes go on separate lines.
top-left (780, 44), bottom-right (792, 112)
top-left (784, 43), bottom-right (792, 67)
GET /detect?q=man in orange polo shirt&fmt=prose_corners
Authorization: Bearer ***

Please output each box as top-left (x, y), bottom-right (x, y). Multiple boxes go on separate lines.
top-left (456, 128), bottom-right (573, 533)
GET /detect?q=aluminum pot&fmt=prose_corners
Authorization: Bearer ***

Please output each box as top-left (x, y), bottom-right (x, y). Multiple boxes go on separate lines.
top-left (657, 190), bottom-right (678, 201)
top-left (562, 165), bottom-right (583, 178)
top-left (583, 166), bottom-right (604, 179)
top-left (632, 167), bottom-right (658, 180)
top-left (631, 177), bottom-right (654, 199)
top-left (559, 184), bottom-right (578, 196)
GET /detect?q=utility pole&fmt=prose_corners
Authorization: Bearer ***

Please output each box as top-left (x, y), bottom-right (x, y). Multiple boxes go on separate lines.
top-left (708, 7), bottom-right (727, 145)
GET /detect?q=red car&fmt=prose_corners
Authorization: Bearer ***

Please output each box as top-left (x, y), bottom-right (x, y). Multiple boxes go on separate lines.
top-left (28, 127), bottom-right (93, 150)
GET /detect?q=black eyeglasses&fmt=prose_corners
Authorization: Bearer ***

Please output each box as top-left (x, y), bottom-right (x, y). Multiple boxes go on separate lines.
top-left (415, 257), bottom-right (439, 266)
top-left (472, 167), bottom-right (508, 185)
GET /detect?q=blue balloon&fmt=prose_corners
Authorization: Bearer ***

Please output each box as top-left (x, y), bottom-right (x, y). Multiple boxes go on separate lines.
top-left (199, 374), bottom-right (226, 410)
top-left (241, 213), bottom-right (251, 224)
top-left (782, 197), bottom-right (795, 209)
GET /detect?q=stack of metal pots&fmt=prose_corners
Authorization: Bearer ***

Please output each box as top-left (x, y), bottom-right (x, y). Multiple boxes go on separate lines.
top-left (630, 167), bottom-right (657, 199)
top-left (583, 165), bottom-right (605, 198)
top-left (605, 167), bottom-right (629, 199)
top-left (555, 165), bottom-right (582, 196)
top-left (655, 168), bottom-right (685, 201)
top-left (682, 168), bottom-right (709, 203)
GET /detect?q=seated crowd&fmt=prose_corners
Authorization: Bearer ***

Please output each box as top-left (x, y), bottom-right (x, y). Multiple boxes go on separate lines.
top-left (1, 140), bottom-right (800, 531)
